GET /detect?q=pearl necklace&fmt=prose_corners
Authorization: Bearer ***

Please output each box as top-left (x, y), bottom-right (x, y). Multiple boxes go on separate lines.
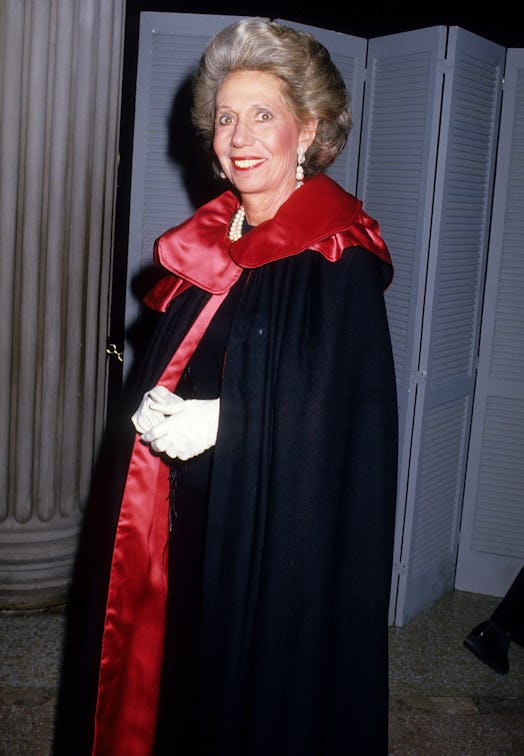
top-left (228, 205), bottom-right (246, 242)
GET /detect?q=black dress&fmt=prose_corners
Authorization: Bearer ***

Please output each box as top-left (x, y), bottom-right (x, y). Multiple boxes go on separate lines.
top-left (154, 272), bottom-right (247, 754)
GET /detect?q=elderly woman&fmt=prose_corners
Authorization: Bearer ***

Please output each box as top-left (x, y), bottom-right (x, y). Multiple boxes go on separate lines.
top-left (54, 18), bottom-right (398, 756)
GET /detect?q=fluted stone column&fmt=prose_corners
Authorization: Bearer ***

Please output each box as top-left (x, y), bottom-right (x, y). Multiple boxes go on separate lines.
top-left (0, 0), bottom-right (126, 608)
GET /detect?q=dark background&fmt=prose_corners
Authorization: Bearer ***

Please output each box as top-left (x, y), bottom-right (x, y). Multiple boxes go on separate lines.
top-left (125, 2), bottom-right (524, 50)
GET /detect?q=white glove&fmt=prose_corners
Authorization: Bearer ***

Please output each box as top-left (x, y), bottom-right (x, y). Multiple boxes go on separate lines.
top-left (147, 385), bottom-right (186, 415)
top-left (131, 385), bottom-right (183, 434)
top-left (141, 397), bottom-right (220, 461)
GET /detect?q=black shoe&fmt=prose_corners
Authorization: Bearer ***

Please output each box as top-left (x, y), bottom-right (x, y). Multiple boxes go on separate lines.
top-left (464, 620), bottom-right (510, 674)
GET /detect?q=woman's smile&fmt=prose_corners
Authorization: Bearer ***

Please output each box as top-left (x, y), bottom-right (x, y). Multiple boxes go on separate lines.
top-left (230, 156), bottom-right (267, 171)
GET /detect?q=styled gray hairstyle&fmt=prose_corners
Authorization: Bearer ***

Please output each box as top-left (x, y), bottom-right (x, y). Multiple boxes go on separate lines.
top-left (191, 18), bottom-right (353, 176)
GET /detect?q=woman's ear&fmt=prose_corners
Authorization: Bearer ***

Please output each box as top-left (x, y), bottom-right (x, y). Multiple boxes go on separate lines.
top-left (300, 118), bottom-right (319, 153)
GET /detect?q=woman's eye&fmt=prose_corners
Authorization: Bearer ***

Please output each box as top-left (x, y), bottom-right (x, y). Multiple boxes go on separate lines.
top-left (217, 114), bottom-right (234, 126)
top-left (257, 111), bottom-right (272, 122)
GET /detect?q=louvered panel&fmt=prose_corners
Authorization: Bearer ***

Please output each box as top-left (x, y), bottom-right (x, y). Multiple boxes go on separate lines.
top-left (323, 53), bottom-right (360, 191)
top-left (139, 32), bottom-right (204, 261)
top-left (472, 397), bottom-right (524, 555)
top-left (362, 31), bottom-right (447, 416)
top-left (491, 69), bottom-right (524, 380)
top-left (456, 48), bottom-right (524, 597)
top-left (401, 29), bottom-right (504, 620)
top-left (431, 50), bottom-right (501, 383)
top-left (411, 398), bottom-right (468, 579)
top-left (359, 28), bottom-right (449, 626)
top-left (126, 13), bottom-right (247, 364)
top-left (362, 28), bottom-right (505, 624)
top-left (276, 20), bottom-right (366, 194)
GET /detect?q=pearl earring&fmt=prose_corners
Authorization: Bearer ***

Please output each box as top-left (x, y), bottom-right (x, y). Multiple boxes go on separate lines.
top-left (296, 147), bottom-right (305, 187)
top-left (219, 170), bottom-right (226, 180)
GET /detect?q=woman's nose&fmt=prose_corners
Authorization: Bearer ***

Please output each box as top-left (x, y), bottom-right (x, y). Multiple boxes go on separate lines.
top-left (230, 119), bottom-right (254, 147)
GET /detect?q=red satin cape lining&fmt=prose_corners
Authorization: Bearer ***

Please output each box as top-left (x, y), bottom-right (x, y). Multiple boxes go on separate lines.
top-left (91, 291), bottom-right (228, 756)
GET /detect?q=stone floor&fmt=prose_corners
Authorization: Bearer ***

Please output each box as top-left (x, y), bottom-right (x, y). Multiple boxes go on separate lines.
top-left (1, 589), bottom-right (523, 755)
top-left (387, 591), bottom-right (524, 755)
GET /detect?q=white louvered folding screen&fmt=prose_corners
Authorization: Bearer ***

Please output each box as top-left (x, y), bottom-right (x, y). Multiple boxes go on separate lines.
top-left (360, 27), bottom-right (505, 624)
top-left (126, 13), bottom-right (522, 626)
top-left (455, 48), bottom-right (524, 598)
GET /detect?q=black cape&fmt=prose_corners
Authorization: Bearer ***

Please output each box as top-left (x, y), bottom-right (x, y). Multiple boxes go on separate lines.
top-left (54, 179), bottom-right (398, 756)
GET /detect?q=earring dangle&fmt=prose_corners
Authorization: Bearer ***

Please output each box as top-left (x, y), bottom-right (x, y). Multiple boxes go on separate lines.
top-left (219, 170), bottom-right (226, 179)
top-left (296, 148), bottom-right (305, 187)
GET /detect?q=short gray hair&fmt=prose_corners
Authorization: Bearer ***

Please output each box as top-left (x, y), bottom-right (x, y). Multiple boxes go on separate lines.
top-left (191, 18), bottom-right (353, 176)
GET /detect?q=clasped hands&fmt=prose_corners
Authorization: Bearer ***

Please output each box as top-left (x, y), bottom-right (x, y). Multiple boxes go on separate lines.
top-left (131, 385), bottom-right (220, 461)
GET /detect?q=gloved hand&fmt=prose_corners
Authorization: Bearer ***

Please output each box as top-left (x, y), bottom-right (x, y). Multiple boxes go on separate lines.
top-left (147, 385), bottom-right (186, 415)
top-left (141, 397), bottom-right (220, 461)
top-left (131, 385), bottom-right (183, 434)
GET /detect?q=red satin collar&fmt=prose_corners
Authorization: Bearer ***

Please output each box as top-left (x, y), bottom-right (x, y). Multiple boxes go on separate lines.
top-left (145, 174), bottom-right (392, 311)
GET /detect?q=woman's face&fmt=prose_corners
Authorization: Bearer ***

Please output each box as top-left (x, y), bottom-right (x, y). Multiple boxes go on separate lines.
top-left (213, 70), bottom-right (317, 221)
